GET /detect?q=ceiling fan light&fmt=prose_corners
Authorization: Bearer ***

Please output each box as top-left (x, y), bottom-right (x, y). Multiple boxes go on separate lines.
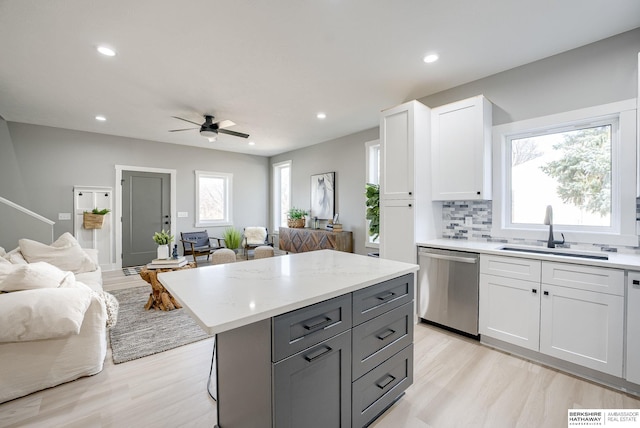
top-left (200, 129), bottom-right (217, 141)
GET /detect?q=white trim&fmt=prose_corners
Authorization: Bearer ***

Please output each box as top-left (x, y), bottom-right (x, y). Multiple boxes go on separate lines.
top-left (492, 99), bottom-right (637, 246)
top-left (114, 165), bottom-right (177, 269)
top-left (365, 139), bottom-right (380, 249)
top-left (272, 160), bottom-right (292, 232)
top-left (195, 170), bottom-right (233, 227)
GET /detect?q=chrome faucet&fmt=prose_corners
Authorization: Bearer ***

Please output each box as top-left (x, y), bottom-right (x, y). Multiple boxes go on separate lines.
top-left (544, 205), bottom-right (565, 248)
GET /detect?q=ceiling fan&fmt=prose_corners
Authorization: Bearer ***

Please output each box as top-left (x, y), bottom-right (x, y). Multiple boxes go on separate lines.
top-left (169, 115), bottom-right (250, 142)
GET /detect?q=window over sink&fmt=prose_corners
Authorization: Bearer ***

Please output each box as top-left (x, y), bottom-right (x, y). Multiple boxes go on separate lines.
top-left (492, 99), bottom-right (637, 246)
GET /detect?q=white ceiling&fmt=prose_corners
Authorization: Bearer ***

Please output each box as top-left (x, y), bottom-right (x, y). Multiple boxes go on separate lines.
top-left (1, 1), bottom-right (639, 157)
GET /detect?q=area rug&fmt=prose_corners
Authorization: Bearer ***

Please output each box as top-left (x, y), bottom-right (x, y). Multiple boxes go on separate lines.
top-left (109, 286), bottom-right (211, 364)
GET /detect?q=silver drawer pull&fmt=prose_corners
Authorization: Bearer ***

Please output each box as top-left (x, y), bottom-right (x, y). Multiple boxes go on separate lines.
top-left (375, 374), bottom-right (396, 389)
top-left (304, 345), bottom-right (332, 362)
top-left (303, 316), bottom-right (332, 331)
top-left (376, 329), bottom-right (396, 341)
top-left (376, 291), bottom-right (395, 301)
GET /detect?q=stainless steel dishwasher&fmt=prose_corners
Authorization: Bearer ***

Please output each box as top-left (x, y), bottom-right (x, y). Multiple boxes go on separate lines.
top-left (418, 247), bottom-right (479, 337)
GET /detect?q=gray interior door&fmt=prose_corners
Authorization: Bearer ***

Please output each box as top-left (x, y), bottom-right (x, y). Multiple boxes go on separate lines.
top-left (122, 171), bottom-right (170, 267)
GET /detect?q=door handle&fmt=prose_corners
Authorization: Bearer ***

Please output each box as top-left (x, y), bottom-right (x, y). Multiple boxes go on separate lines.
top-left (376, 328), bottom-right (396, 341)
top-left (304, 345), bottom-right (332, 362)
top-left (543, 291), bottom-right (549, 296)
top-left (532, 289), bottom-right (537, 294)
top-left (375, 374), bottom-right (396, 389)
top-left (303, 316), bottom-right (333, 331)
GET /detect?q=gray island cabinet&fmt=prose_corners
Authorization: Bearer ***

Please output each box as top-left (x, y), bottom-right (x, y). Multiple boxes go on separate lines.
top-left (158, 250), bottom-right (417, 428)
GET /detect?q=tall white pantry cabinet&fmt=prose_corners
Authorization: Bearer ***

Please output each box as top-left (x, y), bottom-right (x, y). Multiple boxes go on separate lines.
top-left (379, 100), bottom-right (440, 264)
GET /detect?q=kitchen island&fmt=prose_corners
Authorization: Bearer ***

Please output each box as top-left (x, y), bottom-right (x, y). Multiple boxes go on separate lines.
top-left (158, 250), bottom-right (418, 428)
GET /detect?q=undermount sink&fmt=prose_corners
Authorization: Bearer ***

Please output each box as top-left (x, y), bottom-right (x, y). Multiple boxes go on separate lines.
top-left (498, 245), bottom-right (609, 260)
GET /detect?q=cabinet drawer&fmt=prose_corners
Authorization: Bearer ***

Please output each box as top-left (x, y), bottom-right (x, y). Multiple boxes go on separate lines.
top-left (352, 344), bottom-right (413, 428)
top-left (352, 302), bottom-right (413, 380)
top-left (353, 274), bottom-right (413, 326)
top-left (542, 262), bottom-right (624, 296)
top-left (273, 294), bottom-right (352, 362)
top-left (480, 255), bottom-right (541, 282)
top-left (273, 330), bottom-right (352, 428)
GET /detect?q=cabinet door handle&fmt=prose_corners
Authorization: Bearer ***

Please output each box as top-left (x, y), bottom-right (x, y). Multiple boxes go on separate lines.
top-left (376, 328), bottom-right (396, 341)
top-left (543, 291), bottom-right (549, 296)
top-left (376, 291), bottom-right (396, 301)
top-left (408, 191), bottom-right (412, 196)
top-left (302, 316), bottom-right (333, 331)
top-left (633, 279), bottom-right (640, 286)
top-left (304, 345), bottom-right (332, 362)
top-left (375, 374), bottom-right (396, 389)
top-left (532, 289), bottom-right (537, 294)
top-left (408, 203), bottom-right (412, 208)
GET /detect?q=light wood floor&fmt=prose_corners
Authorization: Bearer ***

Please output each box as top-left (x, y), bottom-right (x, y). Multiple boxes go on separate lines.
top-left (1, 269), bottom-right (639, 427)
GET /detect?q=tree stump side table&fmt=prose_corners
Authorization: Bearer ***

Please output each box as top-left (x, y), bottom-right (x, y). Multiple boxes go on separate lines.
top-left (139, 263), bottom-right (195, 311)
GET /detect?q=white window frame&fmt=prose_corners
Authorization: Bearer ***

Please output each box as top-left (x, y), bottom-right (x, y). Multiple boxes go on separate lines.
top-left (195, 170), bottom-right (233, 227)
top-left (492, 99), bottom-right (637, 246)
top-left (272, 160), bottom-right (292, 232)
top-left (365, 139), bottom-right (380, 249)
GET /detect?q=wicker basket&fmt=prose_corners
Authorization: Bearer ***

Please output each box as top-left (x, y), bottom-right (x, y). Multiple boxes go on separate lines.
top-left (287, 217), bottom-right (306, 228)
top-left (83, 212), bottom-right (105, 229)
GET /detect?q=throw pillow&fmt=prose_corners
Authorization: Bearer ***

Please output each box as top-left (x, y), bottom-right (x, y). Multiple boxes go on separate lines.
top-left (0, 262), bottom-right (73, 292)
top-left (4, 248), bottom-right (28, 265)
top-left (0, 288), bottom-right (92, 342)
top-left (19, 233), bottom-right (97, 273)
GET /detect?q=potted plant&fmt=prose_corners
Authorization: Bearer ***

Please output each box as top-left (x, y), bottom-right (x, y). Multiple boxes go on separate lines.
top-left (222, 227), bottom-right (242, 252)
top-left (83, 207), bottom-right (111, 229)
top-left (287, 207), bottom-right (308, 228)
top-left (152, 229), bottom-right (174, 259)
top-left (365, 183), bottom-right (379, 241)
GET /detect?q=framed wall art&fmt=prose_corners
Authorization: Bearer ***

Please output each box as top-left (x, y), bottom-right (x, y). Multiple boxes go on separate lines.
top-left (310, 172), bottom-right (335, 220)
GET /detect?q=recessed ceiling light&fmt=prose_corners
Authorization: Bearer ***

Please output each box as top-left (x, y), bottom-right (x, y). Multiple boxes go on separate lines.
top-left (248, 141), bottom-right (256, 146)
top-left (423, 54), bottom-right (439, 63)
top-left (97, 46), bottom-right (116, 57)
top-left (95, 115), bottom-right (106, 121)
top-left (317, 112), bottom-right (327, 119)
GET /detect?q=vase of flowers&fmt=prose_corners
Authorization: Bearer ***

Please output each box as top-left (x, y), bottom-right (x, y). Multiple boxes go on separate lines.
top-left (152, 229), bottom-right (174, 260)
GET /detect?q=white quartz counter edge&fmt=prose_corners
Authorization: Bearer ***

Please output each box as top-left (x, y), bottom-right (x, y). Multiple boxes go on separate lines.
top-left (158, 250), bottom-right (418, 335)
top-left (418, 239), bottom-right (640, 270)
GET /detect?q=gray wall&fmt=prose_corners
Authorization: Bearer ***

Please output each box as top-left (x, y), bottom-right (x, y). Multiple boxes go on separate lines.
top-left (270, 127), bottom-right (379, 256)
top-left (270, 28), bottom-right (640, 252)
top-left (1, 122), bottom-right (269, 250)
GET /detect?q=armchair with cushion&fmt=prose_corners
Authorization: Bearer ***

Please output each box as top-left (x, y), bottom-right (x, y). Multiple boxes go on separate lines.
top-left (242, 227), bottom-right (273, 260)
top-left (180, 231), bottom-right (224, 267)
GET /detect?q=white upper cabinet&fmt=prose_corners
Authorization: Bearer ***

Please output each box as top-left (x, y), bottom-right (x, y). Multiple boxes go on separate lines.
top-left (431, 95), bottom-right (492, 201)
top-left (380, 100), bottom-right (430, 200)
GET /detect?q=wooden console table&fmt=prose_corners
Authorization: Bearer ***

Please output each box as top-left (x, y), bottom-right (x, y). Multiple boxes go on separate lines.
top-left (278, 227), bottom-right (353, 253)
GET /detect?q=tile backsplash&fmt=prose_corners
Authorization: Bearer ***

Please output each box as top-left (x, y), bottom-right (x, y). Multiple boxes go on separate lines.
top-left (440, 200), bottom-right (640, 254)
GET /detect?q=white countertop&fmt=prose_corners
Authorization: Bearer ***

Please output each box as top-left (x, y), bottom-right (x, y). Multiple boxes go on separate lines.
top-left (418, 238), bottom-right (640, 270)
top-left (158, 250), bottom-right (418, 335)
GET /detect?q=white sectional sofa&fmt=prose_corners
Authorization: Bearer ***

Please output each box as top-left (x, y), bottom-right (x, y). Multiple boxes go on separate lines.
top-left (0, 233), bottom-right (111, 403)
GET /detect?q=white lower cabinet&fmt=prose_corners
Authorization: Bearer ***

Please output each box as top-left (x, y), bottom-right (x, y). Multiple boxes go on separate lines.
top-left (539, 283), bottom-right (624, 377)
top-left (479, 273), bottom-right (540, 351)
top-left (480, 255), bottom-right (624, 377)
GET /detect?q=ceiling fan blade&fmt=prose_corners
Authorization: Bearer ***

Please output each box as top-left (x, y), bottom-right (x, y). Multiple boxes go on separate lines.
top-left (218, 129), bottom-right (250, 138)
top-left (215, 119), bottom-right (236, 129)
top-left (169, 127), bottom-right (199, 132)
top-left (171, 116), bottom-right (202, 126)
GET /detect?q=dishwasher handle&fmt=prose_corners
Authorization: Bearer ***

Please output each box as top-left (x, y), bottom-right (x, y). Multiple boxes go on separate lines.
top-left (418, 251), bottom-right (478, 264)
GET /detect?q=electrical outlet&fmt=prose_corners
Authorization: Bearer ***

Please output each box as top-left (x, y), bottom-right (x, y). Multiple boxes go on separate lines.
top-left (465, 216), bottom-right (473, 226)
top-left (58, 213), bottom-right (71, 220)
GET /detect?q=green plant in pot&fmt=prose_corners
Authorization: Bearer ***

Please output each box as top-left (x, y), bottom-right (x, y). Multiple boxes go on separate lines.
top-left (287, 207), bottom-right (308, 228)
top-left (365, 183), bottom-right (379, 241)
top-left (222, 227), bottom-right (242, 251)
top-left (152, 229), bottom-right (174, 259)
